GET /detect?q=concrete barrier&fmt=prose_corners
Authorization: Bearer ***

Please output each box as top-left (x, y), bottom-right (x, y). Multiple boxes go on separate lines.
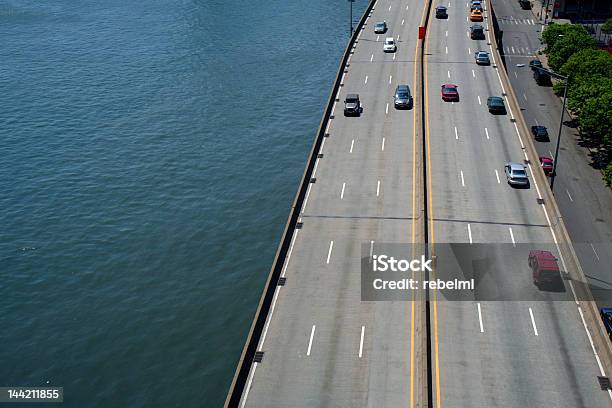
top-left (223, 1), bottom-right (378, 406)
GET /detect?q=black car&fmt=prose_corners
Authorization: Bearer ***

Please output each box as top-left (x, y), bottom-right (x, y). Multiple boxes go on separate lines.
top-left (435, 6), bottom-right (448, 18)
top-left (533, 68), bottom-right (551, 85)
top-left (519, 0), bottom-right (531, 9)
top-left (394, 85), bottom-right (413, 109)
top-left (470, 24), bottom-right (485, 40)
top-left (529, 59), bottom-right (543, 70)
top-left (344, 94), bottom-right (361, 116)
top-left (531, 125), bottom-right (549, 141)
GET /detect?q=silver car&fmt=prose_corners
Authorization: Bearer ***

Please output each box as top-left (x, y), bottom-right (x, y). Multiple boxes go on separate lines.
top-left (474, 51), bottom-right (490, 65)
top-left (505, 162), bottom-right (529, 186)
top-left (374, 21), bottom-right (387, 34)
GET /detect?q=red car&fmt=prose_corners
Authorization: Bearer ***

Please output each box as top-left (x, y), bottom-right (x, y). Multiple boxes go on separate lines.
top-left (539, 156), bottom-right (554, 176)
top-left (441, 84), bottom-right (459, 102)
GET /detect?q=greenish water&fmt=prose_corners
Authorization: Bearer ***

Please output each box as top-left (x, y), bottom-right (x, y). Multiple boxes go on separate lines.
top-left (0, 0), bottom-right (365, 406)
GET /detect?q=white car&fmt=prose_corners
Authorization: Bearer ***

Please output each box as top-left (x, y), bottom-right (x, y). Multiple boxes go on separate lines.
top-left (383, 37), bottom-right (397, 53)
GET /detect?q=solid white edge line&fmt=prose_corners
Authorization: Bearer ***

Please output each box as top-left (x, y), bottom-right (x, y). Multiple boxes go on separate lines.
top-left (359, 325), bottom-right (365, 358)
top-left (302, 183), bottom-right (313, 212)
top-left (477, 303), bottom-right (484, 333)
top-left (307, 325), bottom-right (316, 356)
top-left (468, 223), bottom-right (473, 244)
top-left (241, 228), bottom-right (301, 407)
top-left (326, 240), bottom-right (334, 264)
top-left (529, 307), bottom-right (539, 336)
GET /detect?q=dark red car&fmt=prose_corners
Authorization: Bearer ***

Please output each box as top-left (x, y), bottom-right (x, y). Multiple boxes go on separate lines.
top-left (539, 156), bottom-right (554, 176)
top-left (528, 250), bottom-right (561, 287)
top-left (441, 84), bottom-right (459, 102)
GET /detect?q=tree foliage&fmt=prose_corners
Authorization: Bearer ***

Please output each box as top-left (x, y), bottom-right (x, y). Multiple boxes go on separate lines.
top-left (578, 93), bottom-right (612, 148)
top-left (559, 49), bottom-right (612, 80)
top-left (567, 76), bottom-right (612, 114)
top-left (542, 24), bottom-right (589, 50)
top-left (547, 31), bottom-right (597, 71)
top-left (602, 19), bottom-right (612, 35)
top-left (604, 163), bottom-right (612, 188)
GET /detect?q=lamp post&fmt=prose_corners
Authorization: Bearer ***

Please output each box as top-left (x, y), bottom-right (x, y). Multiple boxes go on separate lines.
top-left (535, 67), bottom-right (569, 192)
top-left (348, 0), bottom-right (355, 36)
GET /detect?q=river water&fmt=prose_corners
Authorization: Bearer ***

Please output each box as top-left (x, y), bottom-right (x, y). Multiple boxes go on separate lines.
top-left (0, 0), bottom-right (366, 406)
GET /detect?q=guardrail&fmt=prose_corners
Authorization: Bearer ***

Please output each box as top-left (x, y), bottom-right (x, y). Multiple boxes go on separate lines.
top-left (486, 0), bottom-right (612, 383)
top-left (223, 1), bottom-right (377, 406)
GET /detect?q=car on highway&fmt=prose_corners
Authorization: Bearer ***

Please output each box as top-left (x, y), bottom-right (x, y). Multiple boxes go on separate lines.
top-left (470, 0), bottom-right (482, 7)
top-left (529, 59), bottom-right (543, 70)
top-left (487, 96), bottom-right (506, 113)
top-left (531, 125), bottom-right (549, 141)
top-left (504, 162), bottom-right (529, 186)
top-left (374, 21), bottom-right (387, 34)
top-left (528, 250), bottom-right (561, 288)
top-left (435, 6), bottom-right (448, 18)
top-left (519, 0), bottom-right (532, 9)
top-left (470, 4), bottom-right (483, 12)
top-left (441, 84), bottom-right (459, 102)
top-left (533, 68), bottom-right (552, 85)
top-left (343, 94), bottom-right (361, 116)
top-left (394, 85), bottom-right (413, 109)
top-left (601, 308), bottom-right (612, 341)
top-left (539, 156), bottom-right (554, 176)
top-left (383, 37), bottom-right (397, 53)
top-left (470, 24), bottom-right (485, 39)
top-left (470, 10), bottom-right (483, 21)
top-left (474, 51), bottom-right (490, 65)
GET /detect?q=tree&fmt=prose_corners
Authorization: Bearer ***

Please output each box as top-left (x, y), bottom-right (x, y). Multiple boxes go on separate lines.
top-left (604, 163), bottom-right (612, 188)
top-left (542, 24), bottom-right (589, 50)
top-left (602, 19), bottom-right (612, 35)
top-left (578, 93), bottom-right (612, 148)
top-left (567, 77), bottom-right (612, 114)
top-left (547, 31), bottom-right (597, 71)
top-left (559, 49), bottom-right (612, 80)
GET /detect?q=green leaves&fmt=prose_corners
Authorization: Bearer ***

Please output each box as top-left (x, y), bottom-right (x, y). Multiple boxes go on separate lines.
top-left (602, 19), bottom-right (612, 35)
top-left (542, 24), bottom-right (612, 187)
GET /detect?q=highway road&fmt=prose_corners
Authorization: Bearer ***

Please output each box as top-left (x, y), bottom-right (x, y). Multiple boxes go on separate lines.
top-left (426, 0), bottom-right (610, 406)
top-left (230, 0), bottom-right (612, 406)
top-left (491, 0), bottom-right (612, 307)
top-left (238, 0), bottom-right (427, 406)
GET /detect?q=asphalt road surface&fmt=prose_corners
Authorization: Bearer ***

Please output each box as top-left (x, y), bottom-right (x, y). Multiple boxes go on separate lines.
top-left (492, 0), bottom-right (612, 308)
top-left (239, 0), bottom-right (427, 406)
top-left (427, 1), bottom-right (609, 406)
top-left (234, 0), bottom-right (612, 406)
